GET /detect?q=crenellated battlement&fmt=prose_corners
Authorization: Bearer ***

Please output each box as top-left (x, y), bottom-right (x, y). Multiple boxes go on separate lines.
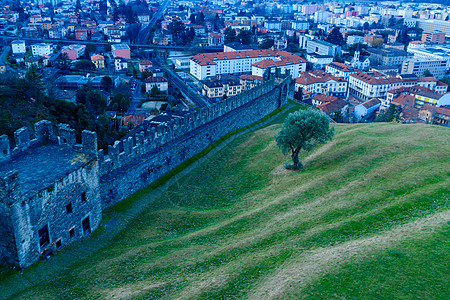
top-left (97, 77), bottom-right (289, 177)
top-left (0, 121), bottom-right (98, 165)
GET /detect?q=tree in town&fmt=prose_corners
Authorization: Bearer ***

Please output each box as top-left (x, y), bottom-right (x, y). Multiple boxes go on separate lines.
top-left (189, 13), bottom-right (196, 24)
top-left (326, 27), bottom-right (345, 46)
top-left (275, 109), bottom-right (334, 170)
top-left (150, 85), bottom-right (159, 97)
top-left (101, 76), bottom-right (113, 92)
top-left (75, 60), bottom-right (95, 71)
top-left (195, 12), bottom-right (205, 25)
top-left (259, 37), bottom-right (274, 49)
top-left (85, 43), bottom-right (96, 54)
top-left (224, 28), bottom-right (237, 44)
top-left (109, 93), bottom-right (131, 113)
top-left (423, 69), bottom-right (433, 77)
top-left (238, 30), bottom-right (252, 45)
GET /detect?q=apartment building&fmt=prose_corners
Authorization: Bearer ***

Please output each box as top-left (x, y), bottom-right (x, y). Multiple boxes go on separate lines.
top-left (325, 62), bottom-right (358, 81)
top-left (348, 71), bottom-right (404, 101)
top-left (416, 19), bottom-right (450, 38)
top-left (295, 70), bottom-right (348, 98)
top-left (202, 76), bottom-right (243, 99)
top-left (61, 44), bottom-right (86, 60)
top-left (306, 39), bottom-right (339, 56)
top-left (347, 35), bottom-right (364, 46)
top-left (367, 48), bottom-right (409, 66)
top-left (407, 45), bottom-right (450, 70)
top-left (190, 49), bottom-right (306, 80)
top-left (145, 77), bottom-right (168, 93)
top-left (31, 43), bottom-right (53, 57)
top-left (91, 55), bottom-right (105, 69)
top-left (111, 43), bottom-right (131, 59)
top-left (401, 59), bottom-right (447, 79)
top-left (421, 31), bottom-right (446, 44)
top-left (11, 40), bottom-right (26, 54)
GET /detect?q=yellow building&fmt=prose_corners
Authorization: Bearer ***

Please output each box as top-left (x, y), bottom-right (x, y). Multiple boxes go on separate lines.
top-left (91, 55), bottom-right (105, 69)
top-left (202, 77), bottom-right (244, 99)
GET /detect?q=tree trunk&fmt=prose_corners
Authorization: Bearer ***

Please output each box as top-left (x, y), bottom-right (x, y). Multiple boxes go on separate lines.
top-left (291, 147), bottom-right (302, 170)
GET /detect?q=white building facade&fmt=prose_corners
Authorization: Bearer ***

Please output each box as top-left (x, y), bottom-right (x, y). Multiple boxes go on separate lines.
top-left (11, 40), bottom-right (26, 54)
top-left (190, 49), bottom-right (307, 80)
top-left (31, 43), bottom-right (53, 57)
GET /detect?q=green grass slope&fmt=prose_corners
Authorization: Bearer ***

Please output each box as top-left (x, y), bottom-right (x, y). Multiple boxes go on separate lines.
top-left (5, 108), bottom-right (450, 299)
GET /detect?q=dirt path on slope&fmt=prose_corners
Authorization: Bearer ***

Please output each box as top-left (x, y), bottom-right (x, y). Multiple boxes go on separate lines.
top-left (248, 210), bottom-right (450, 299)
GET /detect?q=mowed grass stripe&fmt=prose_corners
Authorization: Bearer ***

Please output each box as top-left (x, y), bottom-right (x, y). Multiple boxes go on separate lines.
top-left (8, 115), bottom-right (450, 299)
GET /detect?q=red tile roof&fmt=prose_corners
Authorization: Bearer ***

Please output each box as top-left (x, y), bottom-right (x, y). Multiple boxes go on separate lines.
top-left (313, 94), bottom-right (339, 103)
top-left (361, 98), bottom-right (381, 109)
top-left (318, 98), bottom-right (347, 115)
top-left (191, 49), bottom-right (306, 66)
top-left (326, 62), bottom-right (357, 73)
top-left (350, 72), bottom-right (402, 85)
top-left (145, 76), bottom-right (168, 83)
top-left (296, 71), bottom-right (346, 85)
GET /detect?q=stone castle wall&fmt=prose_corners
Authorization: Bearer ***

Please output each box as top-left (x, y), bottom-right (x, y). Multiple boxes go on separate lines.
top-left (98, 76), bottom-right (292, 208)
top-left (0, 75), bottom-right (293, 268)
top-left (0, 123), bottom-right (102, 268)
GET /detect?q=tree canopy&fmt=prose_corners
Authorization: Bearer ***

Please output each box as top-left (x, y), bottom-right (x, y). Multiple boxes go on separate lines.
top-left (259, 37), bottom-right (274, 49)
top-left (326, 27), bottom-right (345, 46)
top-left (275, 109), bottom-right (334, 170)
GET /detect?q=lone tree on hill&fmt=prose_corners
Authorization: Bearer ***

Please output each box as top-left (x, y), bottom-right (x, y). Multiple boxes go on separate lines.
top-left (275, 109), bottom-right (334, 170)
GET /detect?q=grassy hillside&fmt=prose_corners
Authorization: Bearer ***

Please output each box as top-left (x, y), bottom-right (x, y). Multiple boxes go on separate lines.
top-left (3, 107), bottom-right (450, 299)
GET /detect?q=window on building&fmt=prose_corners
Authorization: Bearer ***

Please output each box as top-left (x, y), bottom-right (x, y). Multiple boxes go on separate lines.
top-left (82, 216), bottom-right (91, 235)
top-left (38, 225), bottom-right (50, 248)
top-left (81, 192), bottom-right (86, 202)
top-left (66, 202), bottom-right (72, 214)
top-left (69, 227), bottom-right (75, 238)
top-left (56, 239), bottom-right (62, 249)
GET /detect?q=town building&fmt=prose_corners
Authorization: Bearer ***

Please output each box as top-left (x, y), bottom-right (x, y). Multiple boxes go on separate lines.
top-left (91, 55), bottom-right (105, 69)
top-left (306, 39), bottom-right (339, 57)
top-left (239, 74), bottom-right (263, 91)
top-left (407, 45), bottom-right (450, 71)
top-left (31, 43), bottom-right (53, 57)
top-left (421, 31), bottom-right (446, 45)
top-left (145, 77), bottom-right (168, 93)
top-left (401, 59), bottom-right (447, 79)
top-left (306, 54), bottom-right (334, 69)
top-left (418, 104), bottom-right (450, 127)
top-left (325, 62), bottom-right (358, 81)
top-left (11, 40), bottom-right (26, 55)
top-left (61, 44), bottom-right (86, 60)
top-left (114, 57), bottom-right (128, 72)
top-left (348, 72), bottom-right (404, 101)
top-left (295, 70), bottom-right (348, 98)
top-left (22, 27), bottom-right (37, 38)
top-left (75, 28), bottom-right (89, 41)
top-left (345, 49), bottom-right (370, 70)
top-left (415, 19), bottom-right (450, 38)
top-left (354, 98), bottom-right (381, 120)
top-left (208, 32), bottom-right (224, 46)
top-left (224, 42), bottom-right (254, 52)
top-left (111, 43), bottom-right (131, 60)
top-left (190, 49), bottom-right (306, 80)
top-left (367, 48), bottom-right (409, 66)
top-left (139, 60), bottom-right (153, 72)
top-left (347, 35), bottom-right (364, 46)
top-left (201, 76), bottom-right (243, 100)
